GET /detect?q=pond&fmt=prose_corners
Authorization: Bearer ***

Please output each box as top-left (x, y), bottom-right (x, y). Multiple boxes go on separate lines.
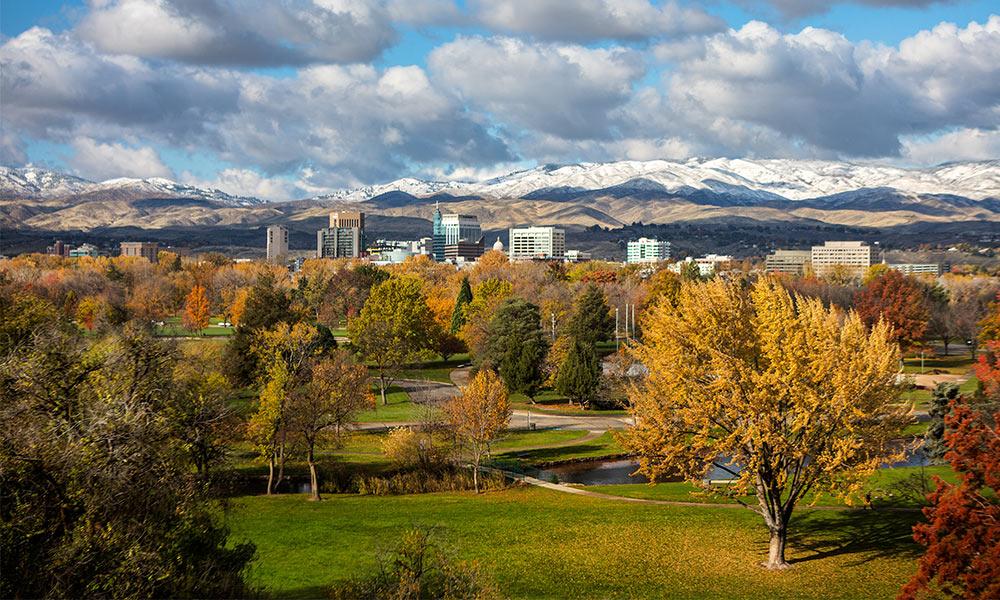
top-left (535, 445), bottom-right (932, 486)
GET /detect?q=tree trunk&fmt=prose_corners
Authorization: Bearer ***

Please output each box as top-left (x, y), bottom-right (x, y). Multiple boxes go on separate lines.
top-left (266, 455), bottom-right (275, 496)
top-left (767, 526), bottom-right (790, 570)
top-left (942, 337), bottom-right (950, 356)
top-left (308, 445), bottom-right (321, 501)
top-left (276, 433), bottom-right (286, 493)
top-left (473, 455), bottom-right (480, 494)
top-left (380, 382), bottom-right (388, 406)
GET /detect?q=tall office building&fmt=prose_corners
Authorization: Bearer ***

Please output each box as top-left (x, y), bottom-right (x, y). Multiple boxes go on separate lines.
top-left (765, 249), bottom-right (812, 275)
top-left (120, 241), bottom-right (160, 263)
top-left (627, 238), bottom-right (671, 264)
top-left (317, 211), bottom-right (364, 258)
top-left (810, 241), bottom-right (872, 277)
top-left (508, 226), bottom-right (566, 260)
top-left (431, 204), bottom-right (481, 262)
top-left (266, 225), bottom-right (289, 262)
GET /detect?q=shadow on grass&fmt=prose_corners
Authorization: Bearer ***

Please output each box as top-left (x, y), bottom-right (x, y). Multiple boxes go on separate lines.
top-left (269, 585), bottom-right (329, 599)
top-left (784, 509), bottom-right (923, 567)
top-left (505, 442), bottom-right (623, 463)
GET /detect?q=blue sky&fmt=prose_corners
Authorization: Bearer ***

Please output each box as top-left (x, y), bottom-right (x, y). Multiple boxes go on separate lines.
top-left (2, 1), bottom-right (998, 199)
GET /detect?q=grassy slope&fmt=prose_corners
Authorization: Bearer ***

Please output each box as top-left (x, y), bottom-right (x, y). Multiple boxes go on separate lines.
top-left (227, 487), bottom-right (920, 599)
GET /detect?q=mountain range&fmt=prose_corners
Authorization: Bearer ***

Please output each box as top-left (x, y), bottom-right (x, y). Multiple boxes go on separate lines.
top-left (2, 159), bottom-right (999, 238)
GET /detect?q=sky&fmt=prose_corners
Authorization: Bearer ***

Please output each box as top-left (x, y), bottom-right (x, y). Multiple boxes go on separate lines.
top-left (1, 0), bottom-right (998, 201)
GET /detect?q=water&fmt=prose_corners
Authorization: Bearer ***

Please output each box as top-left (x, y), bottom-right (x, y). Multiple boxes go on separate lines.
top-left (536, 445), bottom-right (930, 486)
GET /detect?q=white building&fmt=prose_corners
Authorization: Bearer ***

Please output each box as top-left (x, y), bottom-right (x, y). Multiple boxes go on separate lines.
top-left (810, 241), bottom-right (871, 277)
top-left (266, 225), bottom-right (289, 262)
top-left (441, 214), bottom-right (481, 245)
top-left (627, 238), bottom-right (671, 264)
top-left (765, 249), bottom-right (811, 275)
top-left (890, 263), bottom-right (940, 276)
top-left (668, 254), bottom-right (734, 277)
top-left (508, 226), bottom-right (566, 260)
top-left (564, 249), bottom-right (591, 262)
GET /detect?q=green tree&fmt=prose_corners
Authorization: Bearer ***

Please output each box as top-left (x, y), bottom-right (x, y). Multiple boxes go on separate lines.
top-left (349, 276), bottom-right (437, 405)
top-left (451, 276), bottom-right (473, 334)
top-left (923, 382), bottom-right (960, 462)
top-left (222, 273), bottom-right (294, 386)
top-left (479, 298), bottom-right (548, 402)
top-left (567, 284), bottom-right (615, 345)
top-left (556, 338), bottom-right (601, 406)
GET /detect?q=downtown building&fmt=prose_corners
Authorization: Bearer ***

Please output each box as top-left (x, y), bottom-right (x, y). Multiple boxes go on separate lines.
top-left (508, 226), bottom-right (566, 260)
top-left (266, 225), bottom-right (289, 262)
top-left (627, 238), bottom-right (671, 264)
top-left (120, 241), bottom-right (160, 263)
top-left (764, 249), bottom-right (812, 275)
top-left (432, 205), bottom-right (482, 262)
top-left (317, 211), bottom-right (364, 259)
top-left (810, 241), bottom-right (872, 277)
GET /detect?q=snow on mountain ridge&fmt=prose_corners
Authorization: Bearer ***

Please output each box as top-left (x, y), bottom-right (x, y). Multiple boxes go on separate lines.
top-left (0, 167), bottom-right (265, 207)
top-left (315, 158), bottom-right (1000, 203)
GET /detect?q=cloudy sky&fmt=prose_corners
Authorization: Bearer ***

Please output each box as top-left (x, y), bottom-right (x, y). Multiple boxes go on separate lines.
top-left (1, 0), bottom-right (998, 200)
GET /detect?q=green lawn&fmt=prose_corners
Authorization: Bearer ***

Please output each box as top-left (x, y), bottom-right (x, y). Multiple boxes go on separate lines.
top-left (226, 486), bottom-right (921, 599)
top-left (155, 315), bottom-right (234, 337)
top-left (354, 386), bottom-right (434, 423)
top-left (510, 389), bottom-right (628, 416)
top-left (496, 431), bottom-right (624, 467)
top-left (492, 429), bottom-right (590, 451)
top-left (901, 354), bottom-right (975, 375)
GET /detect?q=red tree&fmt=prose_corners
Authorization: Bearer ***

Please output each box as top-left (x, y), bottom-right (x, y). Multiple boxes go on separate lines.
top-left (854, 269), bottom-right (930, 349)
top-left (899, 399), bottom-right (1000, 599)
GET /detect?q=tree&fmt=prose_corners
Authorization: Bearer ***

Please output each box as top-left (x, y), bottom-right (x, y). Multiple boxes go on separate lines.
top-left (556, 338), bottom-right (601, 407)
top-left (451, 276), bottom-right (473, 334)
top-left (854, 269), bottom-right (931, 349)
top-left (289, 351), bottom-right (374, 500)
top-left (923, 382), bottom-right (960, 462)
top-left (444, 369), bottom-right (511, 493)
top-left (222, 274), bottom-right (294, 386)
top-left (622, 277), bottom-right (909, 569)
top-left (349, 276), bottom-right (437, 405)
top-left (479, 298), bottom-right (548, 403)
top-left (927, 287), bottom-right (955, 354)
top-left (567, 284), bottom-right (615, 345)
top-left (247, 360), bottom-right (288, 495)
top-left (645, 269), bottom-right (682, 309)
top-left (0, 324), bottom-right (255, 598)
top-left (182, 284), bottom-right (211, 333)
top-left (900, 400), bottom-right (999, 600)
top-left (459, 278), bottom-right (514, 358)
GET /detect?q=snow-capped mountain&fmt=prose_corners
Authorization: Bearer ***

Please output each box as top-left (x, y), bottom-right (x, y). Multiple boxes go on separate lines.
top-left (314, 158), bottom-right (1000, 203)
top-left (0, 167), bottom-right (266, 207)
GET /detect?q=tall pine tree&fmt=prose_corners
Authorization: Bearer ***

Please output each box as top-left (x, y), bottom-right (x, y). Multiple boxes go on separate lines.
top-left (556, 338), bottom-right (601, 406)
top-left (451, 276), bottom-right (473, 334)
top-left (479, 298), bottom-right (548, 402)
top-left (567, 284), bottom-right (614, 345)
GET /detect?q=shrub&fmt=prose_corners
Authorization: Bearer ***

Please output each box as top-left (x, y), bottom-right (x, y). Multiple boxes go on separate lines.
top-left (382, 427), bottom-right (452, 471)
top-left (354, 468), bottom-right (507, 496)
top-left (329, 527), bottom-right (500, 600)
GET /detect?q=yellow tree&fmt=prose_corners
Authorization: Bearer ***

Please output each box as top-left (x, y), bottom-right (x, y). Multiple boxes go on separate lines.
top-left (444, 369), bottom-right (511, 493)
top-left (622, 276), bottom-right (910, 569)
top-left (182, 285), bottom-right (211, 333)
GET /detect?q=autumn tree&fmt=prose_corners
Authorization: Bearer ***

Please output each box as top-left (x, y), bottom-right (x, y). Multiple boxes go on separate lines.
top-left (289, 351), bottom-right (374, 500)
top-left (349, 276), bottom-right (437, 405)
top-left (478, 298), bottom-right (548, 403)
top-left (444, 369), bottom-right (511, 493)
top-left (645, 268), bottom-right (682, 308)
top-left (451, 276), bottom-right (473, 334)
top-left (854, 269), bottom-right (931, 349)
top-left (623, 276), bottom-right (910, 569)
top-left (459, 278), bottom-right (514, 358)
top-left (900, 400), bottom-right (999, 600)
top-left (182, 284), bottom-right (211, 333)
top-left (168, 345), bottom-right (237, 478)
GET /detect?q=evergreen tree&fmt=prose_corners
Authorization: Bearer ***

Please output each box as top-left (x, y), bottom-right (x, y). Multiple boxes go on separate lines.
top-left (556, 338), bottom-right (601, 406)
top-left (567, 284), bottom-right (614, 345)
top-left (923, 382), bottom-right (959, 461)
top-left (479, 298), bottom-right (548, 402)
top-left (451, 276), bottom-right (473, 334)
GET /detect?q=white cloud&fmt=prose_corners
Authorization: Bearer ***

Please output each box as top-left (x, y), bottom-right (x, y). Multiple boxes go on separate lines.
top-left (181, 168), bottom-right (299, 201)
top-left (902, 128), bottom-right (1000, 164)
top-left (429, 36), bottom-right (645, 139)
top-left (472, 0), bottom-right (723, 42)
top-left (68, 137), bottom-right (173, 180)
top-left (77, 0), bottom-right (397, 66)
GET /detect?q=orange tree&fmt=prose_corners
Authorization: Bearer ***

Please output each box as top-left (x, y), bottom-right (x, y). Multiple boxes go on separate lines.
top-left (182, 285), bottom-right (211, 333)
top-left (854, 269), bottom-right (930, 349)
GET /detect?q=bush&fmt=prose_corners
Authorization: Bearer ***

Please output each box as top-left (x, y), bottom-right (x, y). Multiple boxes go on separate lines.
top-left (329, 527), bottom-right (500, 600)
top-left (382, 427), bottom-right (453, 471)
top-left (354, 467), bottom-right (507, 496)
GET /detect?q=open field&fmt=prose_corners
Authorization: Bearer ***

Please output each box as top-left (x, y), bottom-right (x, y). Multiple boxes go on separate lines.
top-left (226, 486), bottom-right (921, 599)
top-left (154, 315), bottom-right (235, 337)
top-left (901, 354), bottom-right (976, 375)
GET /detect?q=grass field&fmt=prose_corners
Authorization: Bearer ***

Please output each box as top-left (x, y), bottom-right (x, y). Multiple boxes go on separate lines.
top-left (226, 486), bottom-right (921, 599)
top-left (355, 387), bottom-right (438, 423)
top-left (496, 431), bottom-right (624, 467)
top-left (901, 354), bottom-right (975, 375)
top-left (155, 315), bottom-right (234, 337)
top-left (510, 389), bottom-right (629, 416)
